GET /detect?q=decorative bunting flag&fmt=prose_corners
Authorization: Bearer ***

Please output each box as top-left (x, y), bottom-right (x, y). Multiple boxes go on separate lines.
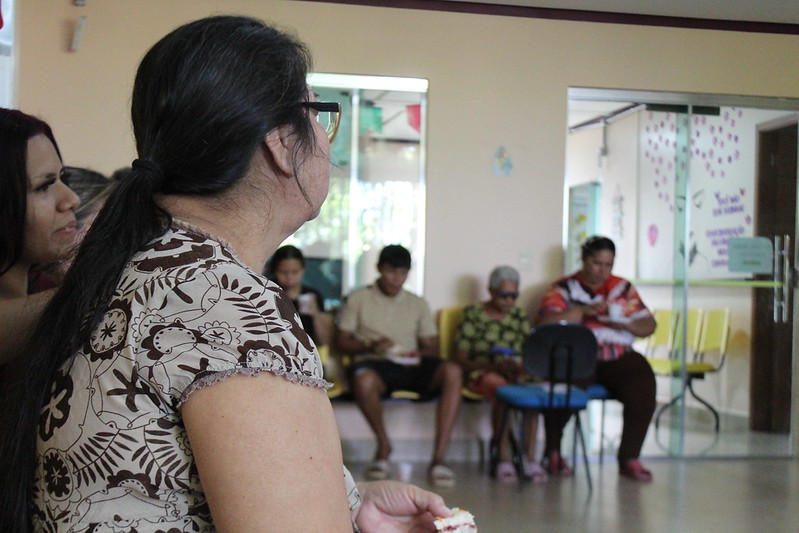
top-left (406, 104), bottom-right (421, 133)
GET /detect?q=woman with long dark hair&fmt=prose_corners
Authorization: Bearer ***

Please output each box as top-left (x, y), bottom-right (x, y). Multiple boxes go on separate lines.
top-left (0, 109), bottom-right (79, 361)
top-left (267, 244), bottom-right (331, 345)
top-left (1, 16), bottom-right (450, 532)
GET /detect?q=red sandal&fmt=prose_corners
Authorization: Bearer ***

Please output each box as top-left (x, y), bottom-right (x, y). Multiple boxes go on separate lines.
top-left (542, 452), bottom-right (573, 477)
top-left (619, 459), bottom-right (653, 482)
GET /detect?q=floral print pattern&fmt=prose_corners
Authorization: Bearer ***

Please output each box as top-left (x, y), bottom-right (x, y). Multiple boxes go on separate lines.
top-left (455, 304), bottom-right (529, 361)
top-left (33, 224), bottom-right (356, 532)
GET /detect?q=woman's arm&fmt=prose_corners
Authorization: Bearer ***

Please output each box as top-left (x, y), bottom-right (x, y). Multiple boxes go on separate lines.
top-left (452, 349), bottom-right (493, 374)
top-left (611, 314), bottom-right (657, 338)
top-left (182, 371), bottom-right (353, 532)
top-left (310, 309), bottom-right (332, 346)
top-left (298, 289), bottom-right (331, 346)
top-left (417, 335), bottom-right (439, 358)
top-left (537, 302), bottom-right (606, 325)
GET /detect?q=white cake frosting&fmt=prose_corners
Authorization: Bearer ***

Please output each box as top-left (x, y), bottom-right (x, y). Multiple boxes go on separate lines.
top-left (434, 508), bottom-right (477, 532)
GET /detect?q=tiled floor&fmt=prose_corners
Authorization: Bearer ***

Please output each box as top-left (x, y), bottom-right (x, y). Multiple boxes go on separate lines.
top-left (345, 407), bottom-right (797, 531)
top-left (345, 457), bottom-right (799, 532)
top-left (588, 401), bottom-right (792, 458)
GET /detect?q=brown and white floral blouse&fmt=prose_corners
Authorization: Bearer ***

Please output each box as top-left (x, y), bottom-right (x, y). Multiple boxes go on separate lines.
top-left (33, 223), bottom-right (359, 532)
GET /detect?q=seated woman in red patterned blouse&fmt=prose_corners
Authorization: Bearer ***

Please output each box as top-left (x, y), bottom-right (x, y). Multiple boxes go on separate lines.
top-left (538, 236), bottom-right (657, 482)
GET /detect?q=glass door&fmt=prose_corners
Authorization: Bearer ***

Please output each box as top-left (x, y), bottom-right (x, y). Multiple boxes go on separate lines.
top-left (566, 89), bottom-right (799, 458)
top-left (0, 0), bottom-right (15, 107)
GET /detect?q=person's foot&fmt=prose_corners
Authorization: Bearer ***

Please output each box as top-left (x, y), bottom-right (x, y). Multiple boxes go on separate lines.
top-left (542, 451), bottom-right (573, 476)
top-left (428, 463), bottom-right (456, 488)
top-left (524, 461), bottom-right (549, 483)
top-left (494, 461), bottom-right (517, 483)
top-left (619, 459), bottom-right (653, 482)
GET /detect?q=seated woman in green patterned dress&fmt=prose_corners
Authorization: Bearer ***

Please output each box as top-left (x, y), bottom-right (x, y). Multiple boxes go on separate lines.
top-left (453, 266), bottom-right (547, 483)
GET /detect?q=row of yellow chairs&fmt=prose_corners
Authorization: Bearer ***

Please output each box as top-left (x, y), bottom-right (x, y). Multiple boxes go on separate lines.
top-left (644, 308), bottom-right (731, 431)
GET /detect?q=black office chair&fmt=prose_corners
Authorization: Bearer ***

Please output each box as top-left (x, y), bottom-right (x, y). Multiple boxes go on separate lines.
top-left (495, 322), bottom-right (598, 489)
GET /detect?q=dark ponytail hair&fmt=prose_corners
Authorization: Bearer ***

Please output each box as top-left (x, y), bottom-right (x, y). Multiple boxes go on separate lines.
top-left (0, 16), bottom-right (314, 531)
top-left (0, 109), bottom-right (62, 275)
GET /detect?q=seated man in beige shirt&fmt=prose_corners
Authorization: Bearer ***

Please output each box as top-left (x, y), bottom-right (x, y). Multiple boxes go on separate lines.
top-left (336, 245), bottom-right (462, 488)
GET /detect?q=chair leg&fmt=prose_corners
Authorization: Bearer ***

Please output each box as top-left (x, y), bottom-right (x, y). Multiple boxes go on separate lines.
top-left (598, 400), bottom-right (606, 465)
top-left (654, 380), bottom-right (688, 429)
top-left (571, 415), bottom-right (578, 472)
top-left (506, 411), bottom-right (525, 485)
top-left (574, 412), bottom-right (592, 491)
top-left (491, 406), bottom-right (510, 477)
top-left (479, 436), bottom-right (487, 468)
top-left (686, 377), bottom-right (721, 432)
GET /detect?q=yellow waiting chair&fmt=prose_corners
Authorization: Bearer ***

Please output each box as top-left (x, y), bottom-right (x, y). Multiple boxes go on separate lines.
top-left (437, 305), bottom-right (487, 402)
top-left (438, 305), bottom-right (465, 360)
top-left (653, 308), bottom-right (730, 431)
top-left (318, 344), bottom-right (346, 400)
top-left (647, 308), bottom-right (702, 375)
top-left (643, 309), bottom-right (677, 357)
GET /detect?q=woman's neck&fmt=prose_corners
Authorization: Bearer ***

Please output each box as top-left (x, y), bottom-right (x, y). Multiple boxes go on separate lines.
top-left (0, 263), bottom-right (31, 299)
top-left (577, 271), bottom-right (604, 290)
top-left (160, 198), bottom-right (278, 273)
top-left (482, 300), bottom-right (508, 320)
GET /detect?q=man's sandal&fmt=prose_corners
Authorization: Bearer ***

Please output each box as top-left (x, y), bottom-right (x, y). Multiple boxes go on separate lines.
top-left (525, 461), bottom-right (549, 484)
top-left (365, 459), bottom-right (391, 481)
top-left (428, 464), bottom-right (456, 488)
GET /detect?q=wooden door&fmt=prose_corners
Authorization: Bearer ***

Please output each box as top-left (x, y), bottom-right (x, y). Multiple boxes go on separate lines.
top-left (751, 122), bottom-right (797, 433)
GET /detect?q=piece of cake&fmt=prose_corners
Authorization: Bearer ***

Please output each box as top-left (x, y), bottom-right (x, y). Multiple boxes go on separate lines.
top-left (434, 508), bottom-right (477, 532)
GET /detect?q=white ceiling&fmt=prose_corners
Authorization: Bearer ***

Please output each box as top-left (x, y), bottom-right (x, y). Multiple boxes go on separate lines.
top-left (448, 0), bottom-right (799, 25)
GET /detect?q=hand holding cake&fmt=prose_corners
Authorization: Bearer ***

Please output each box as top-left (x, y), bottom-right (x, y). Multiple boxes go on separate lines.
top-left (434, 508), bottom-right (478, 532)
top-left (354, 480), bottom-right (454, 532)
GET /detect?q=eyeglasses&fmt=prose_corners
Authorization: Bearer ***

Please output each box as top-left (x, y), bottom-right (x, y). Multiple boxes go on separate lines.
top-left (301, 101), bottom-right (341, 143)
top-left (495, 290), bottom-right (519, 300)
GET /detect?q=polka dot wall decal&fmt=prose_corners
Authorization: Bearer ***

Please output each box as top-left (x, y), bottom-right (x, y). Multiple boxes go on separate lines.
top-left (642, 108), bottom-right (747, 213)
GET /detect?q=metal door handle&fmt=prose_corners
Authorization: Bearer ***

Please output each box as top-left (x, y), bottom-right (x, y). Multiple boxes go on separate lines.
top-left (773, 235), bottom-right (783, 324)
top-left (783, 235), bottom-right (791, 323)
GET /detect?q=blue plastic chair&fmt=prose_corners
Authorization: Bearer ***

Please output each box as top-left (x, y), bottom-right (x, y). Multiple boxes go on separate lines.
top-left (496, 322), bottom-right (598, 489)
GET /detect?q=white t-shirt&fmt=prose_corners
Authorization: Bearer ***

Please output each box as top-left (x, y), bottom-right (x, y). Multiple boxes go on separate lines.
top-left (338, 283), bottom-right (437, 358)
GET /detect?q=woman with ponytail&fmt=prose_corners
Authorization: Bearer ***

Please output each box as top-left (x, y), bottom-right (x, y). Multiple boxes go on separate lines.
top-left (1, 16), bottom-right (450, 533)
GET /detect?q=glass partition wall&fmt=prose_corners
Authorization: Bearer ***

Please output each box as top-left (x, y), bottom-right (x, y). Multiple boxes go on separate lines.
top-left (567, 88), bottom-right (799, 458)
top-left (0, 0), bottom-right (16, 107)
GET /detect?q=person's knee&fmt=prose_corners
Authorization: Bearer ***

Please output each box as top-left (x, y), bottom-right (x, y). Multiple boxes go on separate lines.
top-left (440, 360), bottom-right (462, 383)
top-left (619, 383), bottom-right (656, 415)
top-left (474, 372), bottom-right (507, 399)
top-left (479, 372), bottom-right (507, 389)
top-left (352, 368), bottom-right (384, 396)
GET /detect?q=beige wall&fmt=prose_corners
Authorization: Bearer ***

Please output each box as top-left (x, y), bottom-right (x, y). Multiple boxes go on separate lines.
top-left (15, 0), bottom-right (799, 316)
